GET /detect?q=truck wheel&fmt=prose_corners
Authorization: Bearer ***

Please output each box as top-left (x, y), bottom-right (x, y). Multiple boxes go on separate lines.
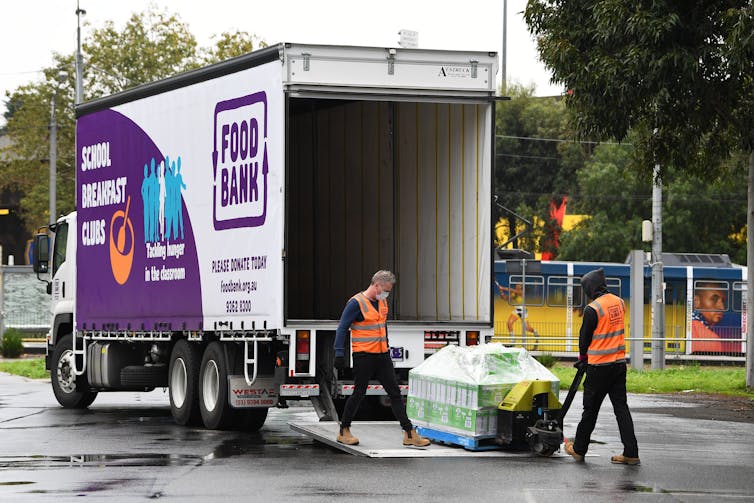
top-left (169, 340), bottom-right (202, 426)
top-left (199, 342), bottom-right (234, 430)
top-left (234, 408), bottom-right (268, 432)
top-left (51, 334), bottom-right (97, 408)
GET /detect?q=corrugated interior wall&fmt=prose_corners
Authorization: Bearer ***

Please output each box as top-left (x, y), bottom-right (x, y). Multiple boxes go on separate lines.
top-left (287, 99), bottom-right (490, 322)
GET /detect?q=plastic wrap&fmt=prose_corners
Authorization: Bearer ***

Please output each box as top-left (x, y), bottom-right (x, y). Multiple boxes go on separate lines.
top-left (407, 343), bottom-right (559, 437)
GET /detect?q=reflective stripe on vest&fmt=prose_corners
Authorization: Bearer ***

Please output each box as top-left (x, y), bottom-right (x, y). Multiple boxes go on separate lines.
top-left (350, 292), bottom-right (389, 353)
top-left (587, 293), bottom-right (626, 365)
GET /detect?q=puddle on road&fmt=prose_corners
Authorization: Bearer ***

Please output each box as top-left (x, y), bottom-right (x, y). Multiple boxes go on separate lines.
top-left (620, 483), bottom-right (655, 493)
top-left (0, 453), bottom-right (203, 469)
top-left (202, 433), bottom-right (310, 460)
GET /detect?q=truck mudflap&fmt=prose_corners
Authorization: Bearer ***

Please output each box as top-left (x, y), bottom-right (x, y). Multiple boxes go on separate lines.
top-left (228, 376), bottom-right (278, 408)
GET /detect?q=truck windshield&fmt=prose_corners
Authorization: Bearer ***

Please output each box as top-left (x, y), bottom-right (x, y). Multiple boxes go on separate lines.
top-left (52, 222), bottom-right (68, 276)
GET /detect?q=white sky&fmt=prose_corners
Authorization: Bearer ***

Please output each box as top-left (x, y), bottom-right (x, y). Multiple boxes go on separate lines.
top-left (0, 0), bottom-right (562, 125)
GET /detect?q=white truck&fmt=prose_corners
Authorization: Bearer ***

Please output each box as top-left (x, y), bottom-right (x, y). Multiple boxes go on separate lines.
top-left (33, 43), bottom-right (497, 430)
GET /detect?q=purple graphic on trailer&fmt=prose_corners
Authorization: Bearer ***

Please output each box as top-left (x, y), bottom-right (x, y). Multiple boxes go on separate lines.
top-left (212, 91), bottom-right (269, 230)
top-left (76, 109), bottom-right (202, 331)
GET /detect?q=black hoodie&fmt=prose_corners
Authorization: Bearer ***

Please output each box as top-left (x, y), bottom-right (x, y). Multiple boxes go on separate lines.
top-left (579, 268), bottom-right (609, 358)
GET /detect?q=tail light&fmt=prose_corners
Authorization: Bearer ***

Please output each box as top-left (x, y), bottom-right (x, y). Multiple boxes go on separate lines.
top-left (295, 330), bottom-right (310, 373)
top-left (466, 331), bottom-right (480, 346)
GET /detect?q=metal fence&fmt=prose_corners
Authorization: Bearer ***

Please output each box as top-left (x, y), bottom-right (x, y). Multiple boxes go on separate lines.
top-left (0, 265), bottom-right (50, 338)
top-left (492, 320), bottom-right (746, 363)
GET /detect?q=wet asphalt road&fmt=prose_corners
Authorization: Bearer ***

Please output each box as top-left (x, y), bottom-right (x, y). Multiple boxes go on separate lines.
top-left (1, 372), bottom-right (753, 502)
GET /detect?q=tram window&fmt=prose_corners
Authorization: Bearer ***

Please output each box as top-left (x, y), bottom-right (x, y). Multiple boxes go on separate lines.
top-left (546, 276), bottom-right (583, 307)
top-left (509, 275), bottom-right (545, 306)
top-left (693, 280), bottom-right (729, 312)
top-left (606, 278), bottom-right (621, 297)
top-left (732, 282), bottom-right (745, 312)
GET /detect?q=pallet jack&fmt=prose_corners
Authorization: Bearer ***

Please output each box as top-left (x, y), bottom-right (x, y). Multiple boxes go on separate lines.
top-left (496, 362), bottom-right (587, 456)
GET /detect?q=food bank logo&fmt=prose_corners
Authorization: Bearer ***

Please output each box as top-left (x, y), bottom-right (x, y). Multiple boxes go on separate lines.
top-left (212, 92), bottom-right (269, 230)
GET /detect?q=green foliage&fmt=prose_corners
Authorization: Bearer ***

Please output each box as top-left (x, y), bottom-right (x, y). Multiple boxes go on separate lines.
top-left (551, 364), bottom-right (752, 397)
top-left (200, 29), bottom-right (267, 65)
top-left (495, 84), bottom-right (588, 252)
top-left (0, 5), bottom-right (266, 235)
top-left (535, 353), bottom-right (558, 369)
top-left (83, 7), bottom-right (199, 98)
top-left (1, 329), bottom-right (25, 358)
top-left (524, 1), bottom-right (754, 178)
top-left (0, 358), bottom-right (47, 379)
top-left (558, 139), bottom-right (747, 262)
top-left (496, 85), bottom-right (747, 263)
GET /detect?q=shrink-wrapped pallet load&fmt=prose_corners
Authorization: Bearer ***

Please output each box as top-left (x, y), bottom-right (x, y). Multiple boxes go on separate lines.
top-left (407, 343), bottom-right (559, 437)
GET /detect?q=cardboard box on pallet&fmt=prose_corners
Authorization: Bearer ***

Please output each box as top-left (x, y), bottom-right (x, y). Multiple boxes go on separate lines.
top-left (407, 344), bottom-right (559, 437)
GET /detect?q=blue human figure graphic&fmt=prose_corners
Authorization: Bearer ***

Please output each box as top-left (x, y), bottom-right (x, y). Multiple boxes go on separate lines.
top-left (148, 158), bottom-right (160, 242)
top-left (158, 158), bottom-right (166, 241)
top-left (165, 161), bottom-right (175, 240)
top-left (140, 164), bottom-right (150, 243)
top-left (175, 157), bottom-right (187, 239)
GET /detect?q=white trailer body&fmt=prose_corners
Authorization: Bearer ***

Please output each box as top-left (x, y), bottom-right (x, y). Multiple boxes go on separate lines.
top-left (38, 43), bottom-right (498, 429)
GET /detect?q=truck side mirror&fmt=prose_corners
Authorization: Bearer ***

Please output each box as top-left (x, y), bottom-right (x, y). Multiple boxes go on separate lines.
top-left (32, 233), bottom-right (50, 274)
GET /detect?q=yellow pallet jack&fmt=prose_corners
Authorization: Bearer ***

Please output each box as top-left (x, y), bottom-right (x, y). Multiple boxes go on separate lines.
top-left (497, 363), bottom-right (586, 456)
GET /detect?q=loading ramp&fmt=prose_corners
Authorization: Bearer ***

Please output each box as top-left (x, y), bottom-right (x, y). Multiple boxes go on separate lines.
top-left (289, 420), bottom-right (571, 458)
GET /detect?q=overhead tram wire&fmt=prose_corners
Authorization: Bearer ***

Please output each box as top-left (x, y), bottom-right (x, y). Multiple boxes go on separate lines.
top-left (497, 134), bottom-right (633, 146)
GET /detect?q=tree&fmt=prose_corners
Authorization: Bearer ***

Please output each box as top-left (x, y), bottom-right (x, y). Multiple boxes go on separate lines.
top-left (558, 142), bottom-right (646, 262)
top-left (525, 0), bottom-right (754, 386)
top-left (495, 84), bottom-right (587, 253)
top-left (0, 57), bottom-right (77, 229)
top-left (83, 7), bottom-right (198, 98)
top-left (200, 29), bottom-right (267, 65)
top-left (0, 6), bottom-right (266, 234)
top-left (559, 141), bottom-right (747, 263)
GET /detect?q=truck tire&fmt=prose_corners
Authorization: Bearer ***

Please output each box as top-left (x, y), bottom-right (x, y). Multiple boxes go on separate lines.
top-left (51, 334), bottom-right (97, 409)
top-left (120, 364), bottom-right (168, 388)
top-left (198, 342), bottom-right (235, 430)
top-left (234, 408), bottom-right (268, 432)
top-left (169, 340), bottom-right (202, 426)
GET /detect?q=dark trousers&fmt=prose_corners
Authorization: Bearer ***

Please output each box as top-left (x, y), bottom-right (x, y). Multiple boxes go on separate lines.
top-left (573, 362), bottom-right (639, 458)
top-left (341, 352), bottom-right (412, 432)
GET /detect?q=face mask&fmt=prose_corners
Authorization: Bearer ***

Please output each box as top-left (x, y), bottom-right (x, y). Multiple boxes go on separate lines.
top-left (376, 291), bottom-right (389, 301)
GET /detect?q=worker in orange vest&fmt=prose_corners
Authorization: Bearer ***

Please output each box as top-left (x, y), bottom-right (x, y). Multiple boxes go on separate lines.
top-left (334, 270), bottom-right (430, 448)
top-left (565, 268), bottom-right (640, 465)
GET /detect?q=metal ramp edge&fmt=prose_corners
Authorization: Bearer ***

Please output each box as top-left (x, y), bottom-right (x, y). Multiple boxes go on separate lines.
top-left (289, 420), bottom-right (565, 458)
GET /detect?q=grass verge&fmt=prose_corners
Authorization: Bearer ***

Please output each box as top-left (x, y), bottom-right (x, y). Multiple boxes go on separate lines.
top-left (550, 364), bottom-right (754, 398)
top-left (0, 358), bottom-right (48, 379)
top-left (0, 358), bottom-right (752, 398)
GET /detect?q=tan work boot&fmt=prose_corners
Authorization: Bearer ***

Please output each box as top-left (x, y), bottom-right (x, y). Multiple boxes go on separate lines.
top-left (564, 441), bottom-right (584, 461)
top-left (403, 428), bottom-right (430, 447)
top-left (611, 454), bottom-right (640, 465)
top-left (336, 427), bottom-right (359, 445)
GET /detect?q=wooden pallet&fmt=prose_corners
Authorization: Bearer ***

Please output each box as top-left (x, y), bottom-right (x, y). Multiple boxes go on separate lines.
top-left (416, 426), bottom-right (502, 451)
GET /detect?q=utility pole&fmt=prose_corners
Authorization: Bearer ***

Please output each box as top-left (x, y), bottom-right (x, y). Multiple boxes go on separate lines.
top-left (747, 151), bottom-right (753, 389)
top-left (501, 0), bottom-right (507, 93)
top-left (630, 250), bottom-right (645, 370)
top-left (651, 163), bottom-right (665, 369)
top-left (75, 1), bottom-right (86, 104)
top-left (49, 72), bottom-right (66, 225)
top-left (49, 87), bottom-right (58, 225)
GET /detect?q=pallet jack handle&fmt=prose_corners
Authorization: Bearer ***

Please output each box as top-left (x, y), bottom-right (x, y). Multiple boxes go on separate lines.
top-left (558, 362), bottom-right (586, 426)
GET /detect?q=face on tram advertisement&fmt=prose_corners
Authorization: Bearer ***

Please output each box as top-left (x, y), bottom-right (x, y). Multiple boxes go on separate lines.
top-left (693, 282), bottom-right (727, 326)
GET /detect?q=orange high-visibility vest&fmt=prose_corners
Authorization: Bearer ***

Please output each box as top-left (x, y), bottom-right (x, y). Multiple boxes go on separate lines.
top-left (586, 293), bottom-right (626, 365)
top-left (350, 292), bottom-right (389, 354)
